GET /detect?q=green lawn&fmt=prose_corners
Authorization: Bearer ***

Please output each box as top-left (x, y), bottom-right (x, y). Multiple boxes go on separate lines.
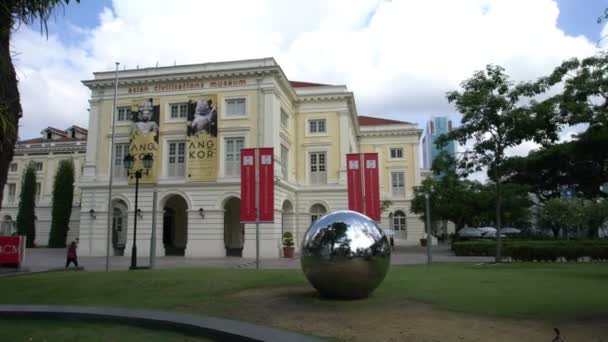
top-left (0, 263), bottom-right (606, 320)
top-left (0, 320), bottom-right (212, 342)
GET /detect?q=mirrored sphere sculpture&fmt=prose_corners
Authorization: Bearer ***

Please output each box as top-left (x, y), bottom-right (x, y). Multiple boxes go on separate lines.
top-left (300, 210), bottom-right (391, 299)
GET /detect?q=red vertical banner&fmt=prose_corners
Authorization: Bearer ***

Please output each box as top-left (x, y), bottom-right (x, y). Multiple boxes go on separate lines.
top-left (346, 153), bottom-right (363, 214)
top-left (258, 148), bottom-right (274, 222)
top-left (363, 153), bottom-right (381, 221)
top-left (240, 148), bottom-right (256, 222)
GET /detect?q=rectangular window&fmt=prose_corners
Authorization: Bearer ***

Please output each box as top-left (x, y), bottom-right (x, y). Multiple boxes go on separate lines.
top-left (280, 108), bottom-right (288, 128)
top-left (116, 106), bottom-right (131, 122)
top-left (391, 172), bottom-right (405, 196)
top-left (34, 162), bottom-right (43, 172)
top-left (35, 182), bottom-right (41, 202)
top-left (9, 163), bottom-right (17, 173)
top-left (224, 137), bottom-right (244, 177)
top-left (281, 145), bottom-right (288, 180)
top-left (113, 143), bottom-right (130, 178)
top-left (225, 98), bottom-right (246, 116)
top-left (7, 183), bottom-right (16, 203)
top-left (310, 152), bottom-right (327, 185)
top-left (309, 119), bottom-right (326, 134)
top-left (170, 103), bottom-right (188, 119)
top-left (390, 148), bottom-right (404, 159)
top-left (168, 141), bottom-right (186, 178)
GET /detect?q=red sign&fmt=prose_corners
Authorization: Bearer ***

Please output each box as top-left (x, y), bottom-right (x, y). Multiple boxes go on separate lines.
top-left (346, 153), bottom-right (363, 214)
top-left (258, 148), bottom-right (274, 222)
top-left (240, 148), bottom-right (256, 222)
top-left (363, 153), bottom-right (381, 221)
top-left (240, 148), bottom-right (275, 223)
top-left (0, 235), bottom-right (26, 266)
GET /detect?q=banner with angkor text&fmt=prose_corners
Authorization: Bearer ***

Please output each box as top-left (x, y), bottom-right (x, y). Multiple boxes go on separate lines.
top-left (186, 95), bottom-right (218, 181)
top-left (128, 98), bottom-right (160, 184)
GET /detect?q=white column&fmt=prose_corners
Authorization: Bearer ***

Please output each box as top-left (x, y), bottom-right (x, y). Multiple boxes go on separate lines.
top-left (262, 88), bottom-right (282, 177)
top-left (262, 87), bottom-right (275, 148)
top-left (413, 143), bottom-right (421, 187)
top-left (83, 99), bottom-right (100, 179)
top-left (338, 111), bottom-right (349, 184)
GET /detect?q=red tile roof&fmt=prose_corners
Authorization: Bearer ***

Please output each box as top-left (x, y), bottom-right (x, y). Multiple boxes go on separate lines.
top-left (289, 80), bottom-right (332, 88)
top-left (19, 137), bottom-right (87, 144)
top-left (358, 115), bottom-right (412, 126)
top-left (71, 125), bottom-right (88, 133)
top-left (42, 127), bottom-right (68, 137)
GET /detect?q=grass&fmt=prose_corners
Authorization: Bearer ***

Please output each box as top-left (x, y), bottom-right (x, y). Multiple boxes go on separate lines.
top-left (0, 263), bottom-right (606, 320)
top-left (0, 320), bottom-right (212, 341)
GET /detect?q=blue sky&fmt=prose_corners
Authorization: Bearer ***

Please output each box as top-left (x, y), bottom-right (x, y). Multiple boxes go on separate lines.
top-left (13, 0), bottom-right (604, 146)
top-left (556, 0), bottom-right (608, 42)
top-left (46, 0), bottom-right (608, 47)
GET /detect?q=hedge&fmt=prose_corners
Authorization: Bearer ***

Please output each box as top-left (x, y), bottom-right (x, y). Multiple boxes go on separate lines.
top-left (453, 240), bottom-right (608, 262)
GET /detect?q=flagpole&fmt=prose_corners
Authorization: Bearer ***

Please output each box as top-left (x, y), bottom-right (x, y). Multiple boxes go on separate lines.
top-left (105, 62), bottom-right (120, 272)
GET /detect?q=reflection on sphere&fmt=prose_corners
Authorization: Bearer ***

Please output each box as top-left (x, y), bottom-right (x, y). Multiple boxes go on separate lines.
top-left (300, 210), bottom-right (391, 299)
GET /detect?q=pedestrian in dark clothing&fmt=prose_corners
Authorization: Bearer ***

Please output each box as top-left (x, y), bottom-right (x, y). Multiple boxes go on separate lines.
top-left (66, 241), bottom-right (78, 268)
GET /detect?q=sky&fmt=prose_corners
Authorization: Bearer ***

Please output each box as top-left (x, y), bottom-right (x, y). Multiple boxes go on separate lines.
top-left (10, 0), bottom-right (608, 158)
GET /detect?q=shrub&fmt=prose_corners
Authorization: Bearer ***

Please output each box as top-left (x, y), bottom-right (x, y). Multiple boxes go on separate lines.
top-left (16, 162), bottom-right (37, 247)
top-left (282, 231), bottom-right (294, 248)
top-left (48, 159), bottom-right (75, 248)
top-left (453, 240), bottom-right (608, 262)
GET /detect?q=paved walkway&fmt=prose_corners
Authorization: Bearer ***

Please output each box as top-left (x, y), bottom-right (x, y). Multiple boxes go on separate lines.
top-left (7, 245), bottom-right (492, 272)
top-left (0, 304), bottom-right (322, 341)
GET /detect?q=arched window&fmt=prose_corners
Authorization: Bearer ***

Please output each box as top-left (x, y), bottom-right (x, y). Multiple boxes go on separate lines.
top-left (310, 204), bottom-right (327, 224)
top-left (393, 210), bottom-right (406, 231)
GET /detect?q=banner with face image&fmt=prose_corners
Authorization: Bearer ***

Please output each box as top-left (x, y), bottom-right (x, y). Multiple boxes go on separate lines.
top-left (128, 98), bottom-right (160, 184)
top-left (186, 95), bottom-right (219, 182)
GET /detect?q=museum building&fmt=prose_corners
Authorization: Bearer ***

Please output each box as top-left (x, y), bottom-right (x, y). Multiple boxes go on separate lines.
top-left (68, 58), bottom-right (424, 258)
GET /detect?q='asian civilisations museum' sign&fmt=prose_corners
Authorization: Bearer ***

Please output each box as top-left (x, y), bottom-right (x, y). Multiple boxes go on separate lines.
top-left (127, 79), bottom-right (247, 94)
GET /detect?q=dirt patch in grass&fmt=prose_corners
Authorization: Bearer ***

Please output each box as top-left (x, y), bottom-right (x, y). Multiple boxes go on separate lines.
top-left (228, 286), bottom-right (608, 342)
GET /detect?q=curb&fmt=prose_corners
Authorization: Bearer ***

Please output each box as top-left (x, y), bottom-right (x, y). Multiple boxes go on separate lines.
top-left (0, 305), bottom-right (322, 342)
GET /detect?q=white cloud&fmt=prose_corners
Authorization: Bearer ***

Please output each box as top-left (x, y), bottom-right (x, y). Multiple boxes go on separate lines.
top-left (11, 0), bottom-right (599, 140)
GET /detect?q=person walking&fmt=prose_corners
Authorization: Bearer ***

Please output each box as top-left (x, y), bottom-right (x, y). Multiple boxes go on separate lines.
top-left (65, 241), bottom-right (78, 268)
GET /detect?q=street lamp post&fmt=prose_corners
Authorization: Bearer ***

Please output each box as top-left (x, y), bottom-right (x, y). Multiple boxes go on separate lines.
top-left (124, 153), bottom-right (153, 270)
top-left (424, 191), bottom-right (432, 264)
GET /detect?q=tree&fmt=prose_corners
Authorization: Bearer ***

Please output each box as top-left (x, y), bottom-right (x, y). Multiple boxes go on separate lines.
top-left (48, 159), bottom-right (74, 247)
top-left (501, 143), bottom-right (572, 203)
top-left (0, 0), bottom-right (78, 211)
top-left (527, 52), bottom-right (608, 128)
top-left (581, 200), bottom-right (608, 238)
top-left (410, 153), bottom-right (485, 232)
top-left (438, 65), bottom-right (559, 262)
top-left (502, 123), bottom-right (608, 202)
top-left (16, 162), bottom-right (37, 247)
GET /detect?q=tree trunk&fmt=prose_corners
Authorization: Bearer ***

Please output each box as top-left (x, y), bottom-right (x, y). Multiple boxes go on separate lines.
top-left (0, 4), bottom-right (22, 211)
top-left (494, 158), bottom-right (503, 263)
top-left (495, 181), bottom-right (502, 262)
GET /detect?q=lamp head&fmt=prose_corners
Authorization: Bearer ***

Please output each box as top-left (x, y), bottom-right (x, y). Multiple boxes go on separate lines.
top-left (142, 153), bottom-right (154, 170)
top-left (123, 154), bottom-right (135, 170)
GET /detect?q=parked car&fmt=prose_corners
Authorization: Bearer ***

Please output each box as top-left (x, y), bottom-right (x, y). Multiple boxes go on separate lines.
top-left (457, 227), bottom-right (483, 238)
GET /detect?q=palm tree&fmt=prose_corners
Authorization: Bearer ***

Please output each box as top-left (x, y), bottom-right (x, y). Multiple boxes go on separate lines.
top-left (0, 0), bottom-right (79, 210)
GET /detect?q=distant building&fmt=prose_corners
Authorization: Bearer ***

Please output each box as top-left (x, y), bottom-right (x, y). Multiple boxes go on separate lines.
top-left (0, 126), bottom-right (87, 245)
top-left (421, 116), bottom-right (455, 171)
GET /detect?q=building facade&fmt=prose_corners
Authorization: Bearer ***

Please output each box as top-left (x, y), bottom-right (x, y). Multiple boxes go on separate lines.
top-left (77, 58), bottom-right (424, 258)
top-left (0, 126), bottom-right (87, 244)
top-left (421, 116), bottom-right (455, 170)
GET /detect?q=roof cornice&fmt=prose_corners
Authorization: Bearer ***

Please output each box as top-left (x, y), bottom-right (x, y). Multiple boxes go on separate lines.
top-left (359, 128), bottom-right (423, 138)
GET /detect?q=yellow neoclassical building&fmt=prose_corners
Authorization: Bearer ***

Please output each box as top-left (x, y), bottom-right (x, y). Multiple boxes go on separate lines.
top-left (77, 58), bottom-right (424, 258)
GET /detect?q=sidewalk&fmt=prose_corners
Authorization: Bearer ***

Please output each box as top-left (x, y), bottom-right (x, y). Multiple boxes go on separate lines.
top-left (7, 244), bottom-right (492, 273)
